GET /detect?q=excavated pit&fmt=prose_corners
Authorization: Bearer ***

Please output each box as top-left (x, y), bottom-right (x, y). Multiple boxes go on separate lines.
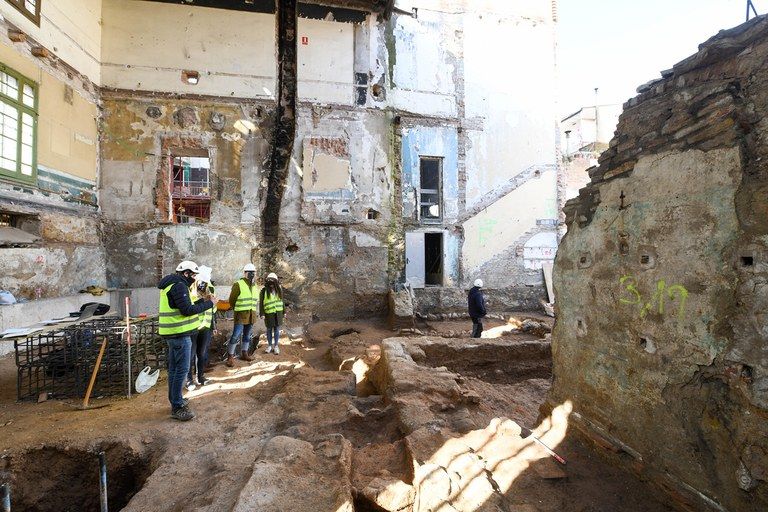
top-left (1, 441), bottom-right (156, 512)
top-left (417, 339), bottom-right (552, 384)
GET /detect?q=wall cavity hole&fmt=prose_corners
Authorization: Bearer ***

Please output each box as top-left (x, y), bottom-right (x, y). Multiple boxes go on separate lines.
top-left (741, 364), bottom-right (753, 382)
top-left (640, 336), bottom-right (656, 354)
top-left (371, 83), bottom-right (385, 99)
top-left (741, 256), bottom-right (754, 267)
top-left (285, 244), bottom-right (299, 253)
top-left (579, 256), bottom-right (587, 264)
top-left (367, 208), bottom-right (380, 220)
top-left (181, 70), bottom-right (199, 85)
top-left (640, 255), bottom-right (650, 265)
top-left (576, 318), bottom-right (587, 336)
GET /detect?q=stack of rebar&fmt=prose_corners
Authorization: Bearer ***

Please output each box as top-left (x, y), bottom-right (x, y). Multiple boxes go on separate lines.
top-left (14, 316), bottom-right (166, 401)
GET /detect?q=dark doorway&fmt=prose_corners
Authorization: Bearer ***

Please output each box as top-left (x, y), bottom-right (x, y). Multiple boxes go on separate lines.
top-left (425, 232), bottom-right (443, 286)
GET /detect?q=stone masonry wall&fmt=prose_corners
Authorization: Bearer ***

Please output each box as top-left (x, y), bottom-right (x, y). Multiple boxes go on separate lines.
top-left (550, 16), bottom-right (768, 512)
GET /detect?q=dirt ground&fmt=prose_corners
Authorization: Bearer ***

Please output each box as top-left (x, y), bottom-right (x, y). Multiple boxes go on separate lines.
top-left (0, 315), bottom-right (674, 511)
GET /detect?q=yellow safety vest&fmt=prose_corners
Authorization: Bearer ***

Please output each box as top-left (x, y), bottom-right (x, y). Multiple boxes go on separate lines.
top-left (198, 285), bottom-right (215, 329)
top-left (159, 284), bottom-right (200, 336)
top-left (262, 290), bottom-right (284, 314)
top-left (234, 280), bottom-right (257, 312)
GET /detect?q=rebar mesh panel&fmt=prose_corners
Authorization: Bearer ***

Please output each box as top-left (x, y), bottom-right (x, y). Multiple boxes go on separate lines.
top-left (15, 316), bottom-right (166, 401)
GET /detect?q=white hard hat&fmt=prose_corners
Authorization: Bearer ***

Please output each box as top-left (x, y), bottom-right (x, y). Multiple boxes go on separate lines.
top-left (243, 263), bottom-right (257, 272)
top-left (474, 279), bottom-right (483, 288)
top-left (176, 260), bottom-right (199, 273)
top-left (266, 272), bottom-right (278, 281)
top-left (197, 265), bottom-right (212, 284)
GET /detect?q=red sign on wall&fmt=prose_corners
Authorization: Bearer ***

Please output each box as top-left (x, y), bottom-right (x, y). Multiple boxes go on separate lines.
top-left (301, 36), bottom-right (309, 45)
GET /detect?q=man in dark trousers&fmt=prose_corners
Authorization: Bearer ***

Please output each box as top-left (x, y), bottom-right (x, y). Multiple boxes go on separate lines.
top-left (158, 260), bottom-right (214, 421)
top-left (468, 278), bottom-right (487, 338)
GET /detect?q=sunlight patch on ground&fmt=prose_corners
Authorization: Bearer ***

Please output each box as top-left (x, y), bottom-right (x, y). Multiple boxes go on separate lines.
top-left (185, 361), bottom-right (304, 398)
top-left (413, 401), bottom-right (573, 511)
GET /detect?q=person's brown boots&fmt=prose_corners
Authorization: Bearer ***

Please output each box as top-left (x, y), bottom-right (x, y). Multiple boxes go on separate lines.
top-left (226, 354), bottom-right (235, 367)
top-left (240, 350), bottom-right (254, 362)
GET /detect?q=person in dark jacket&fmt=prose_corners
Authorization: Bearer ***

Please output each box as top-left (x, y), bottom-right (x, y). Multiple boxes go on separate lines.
top-left (259, 272), bottom-right (286, 355)
top-left (158, 261), bottom-right (214, 421)
top-left (467, 278), bottom-right (487, 338)
top-left (186, 265), bottom-right (216, 389)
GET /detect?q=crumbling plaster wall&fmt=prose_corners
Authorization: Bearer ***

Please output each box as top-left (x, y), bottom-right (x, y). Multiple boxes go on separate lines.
top-left (0, 9), bottom-right (104, 300)
top-left (3, 0), bottom-right (561, 317)
top-left (263, 104), bottom-right (392, 317)
top-left (99, 94), bottom-right (268, 289)
top-left (98, 1), bottom-right (391, 317)
top-left (550, 17), bottom-right (768, 512)
top-left (100, 98), bottom-right (394, 316)
top-left (390, 1), bottom-right (557, 309)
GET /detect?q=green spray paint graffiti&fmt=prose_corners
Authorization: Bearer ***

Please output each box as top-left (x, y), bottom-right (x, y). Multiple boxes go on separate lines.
top-left (478, 218), bottom-right (498, 245)
top-left (619, 276), bottom-right (689, 321)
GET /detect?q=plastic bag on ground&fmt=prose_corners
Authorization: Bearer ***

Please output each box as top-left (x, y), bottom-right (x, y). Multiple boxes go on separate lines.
top-left (135, 366), bottom-right (160, 393)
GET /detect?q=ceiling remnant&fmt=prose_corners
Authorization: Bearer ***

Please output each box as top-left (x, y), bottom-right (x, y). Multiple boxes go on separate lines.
top-left (138, 0), bottom-right (394, 22)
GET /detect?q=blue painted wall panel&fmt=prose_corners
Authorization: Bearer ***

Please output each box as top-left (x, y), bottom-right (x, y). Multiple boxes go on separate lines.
top-left (401, 125), bottom-right (459, 221)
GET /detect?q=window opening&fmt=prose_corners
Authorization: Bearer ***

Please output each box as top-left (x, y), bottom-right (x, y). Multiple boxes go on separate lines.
top-left (171, 155), bottom-right (211, 223)
top-left (5, 0), bottom-right (41, 25)
top-left (424, 232), bottom-right (443, 286)
top-left (0, 63), bottom-right (37, 183)
top-left (419, 157), bottom-right (442, 221)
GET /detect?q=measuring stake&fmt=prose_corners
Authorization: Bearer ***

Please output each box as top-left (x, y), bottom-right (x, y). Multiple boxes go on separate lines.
top-left (125, 297), bottom-right (132, 399)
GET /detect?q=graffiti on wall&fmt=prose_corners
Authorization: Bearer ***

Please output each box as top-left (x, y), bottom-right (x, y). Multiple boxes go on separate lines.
top-left (478, 218), bottom-right (498, 245)
top-left (619, 276), bottom-right (689, 320)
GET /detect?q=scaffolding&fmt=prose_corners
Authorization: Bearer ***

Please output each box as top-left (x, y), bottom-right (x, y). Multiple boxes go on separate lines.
top-left (14, 316), bottom-right (166, 401)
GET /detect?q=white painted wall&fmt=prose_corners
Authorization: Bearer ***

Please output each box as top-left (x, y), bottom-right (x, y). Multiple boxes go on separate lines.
top-left (389, 9), bottom-right (457, 117)
top-left (462, 169), bottom-right (557, 271)
top-left (560, 104), bottom-right (622, 155)
top-left (0, 0), bottom-right (102, 84)
top-left (463, 10), bottom-right (557, 209)
top-left (101, 0), bottom-right (354, 104)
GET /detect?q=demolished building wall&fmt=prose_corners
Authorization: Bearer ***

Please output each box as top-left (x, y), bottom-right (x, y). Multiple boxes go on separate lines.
top-left (0, 0), bottom-right (558, 317)
top-left (97, 0), bottom-right (558, 317)
top-left (392, 1), bottom-right (558, 313)
top-left (0, 5), bottom-right (105, 299)
top-left (550, 16), bottom-right (768, 512)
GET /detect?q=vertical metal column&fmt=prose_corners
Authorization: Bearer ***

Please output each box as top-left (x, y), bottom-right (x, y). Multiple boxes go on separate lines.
top-left (1, 483), bottom-right (10, 512)
top-left (98, 451), bottom-right (108, 512)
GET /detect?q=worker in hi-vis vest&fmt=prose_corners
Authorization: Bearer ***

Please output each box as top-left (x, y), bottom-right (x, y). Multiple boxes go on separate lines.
top-left (259, 272), bottom-right (286, 355)
top-left (158, 260), bottom-right (214, 422)
top-left (186, 265), bottom-right (216, 389)
top-left (226, 263), bottom-right (258, 367)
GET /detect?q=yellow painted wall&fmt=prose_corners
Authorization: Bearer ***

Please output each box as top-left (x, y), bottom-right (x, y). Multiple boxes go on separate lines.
top-left (0, 0), bottom-right (102, 84)
top-left (0, 42), bottom-right (98, 181)
top-left (462, 171), bottom-right (558, 271)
